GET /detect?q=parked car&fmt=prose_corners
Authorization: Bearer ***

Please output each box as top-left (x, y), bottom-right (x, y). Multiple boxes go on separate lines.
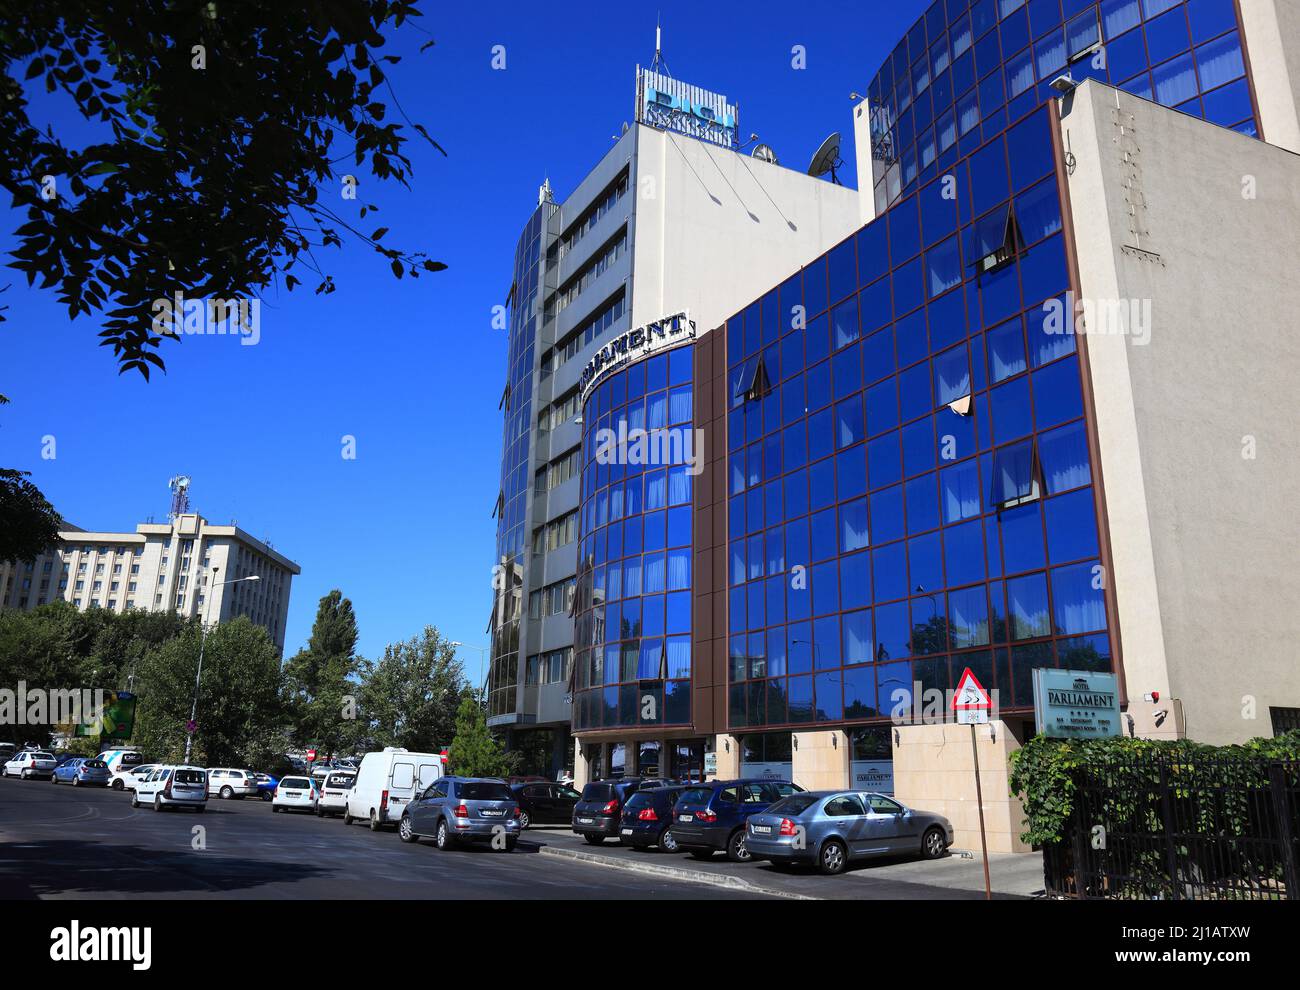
top-left (3, 750), bottom-right (58, 779)
top-left (746, 791), bottom-right (953, 875)
top-left (316, 770), bottom-right (356, 817)
top-left (132, 766), bottom-right (208, 812)
top-left (0, 743), bottom-right (16, 763)
top-left (51, 757), bottom-right (112, 787)
top-left (271, 775), bottom-right (319, 813)
top-left (398, 776), bottom-right (520, 852)
top-left (510, 781), bottom-right (581, 829)
top-left (671, 779), bottom-right (804, 862)
top-left (253, 772), bottom-right (278, 801)
top-left (110, 763), bottom-right (159, 791)
top-left (619, 785), bottom-right (687, 852)
top-left (344, 747), bottom-right (445, 831)
top-left (207, 768), bottom-right (259, 799)
top-left (571, 778), bottom-right (647, 844)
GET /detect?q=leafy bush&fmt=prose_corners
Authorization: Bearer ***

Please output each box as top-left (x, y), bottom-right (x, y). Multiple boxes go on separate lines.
top-left (1009, 731), bottom-right (1300, 846)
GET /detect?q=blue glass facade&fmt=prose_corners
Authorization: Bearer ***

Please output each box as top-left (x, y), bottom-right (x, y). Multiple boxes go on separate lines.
top-left (724, 102), bottom-right (1107, 729)
top-left (867, 0), bottom-right (1257, 212)
top-left (572, 345), bottom-right (697, 731)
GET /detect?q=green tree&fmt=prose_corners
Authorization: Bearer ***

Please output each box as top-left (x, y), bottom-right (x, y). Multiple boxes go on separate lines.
top-left (0, 1), bottom-right (446, 377)
top-left (133, 616), bottom-right (285, 767)
top-left (283, 589), bottom-right (359, 757)
top-left (447, 695), bottom-right (518, 779)
top-left (359, 625), bottom-right (467, 752)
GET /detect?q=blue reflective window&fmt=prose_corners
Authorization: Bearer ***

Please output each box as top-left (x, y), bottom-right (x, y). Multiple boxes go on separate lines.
top-left (927, 236), bottom-right (963, 297)
top-left (944, 517), bottom-right (986, 585)
top-left (1051, 561), bottom-right (1106, 633)
top-left (858, 220), bottom-right (890, 282)
top-left (941, 459), bottom-right (982, 523)
top-left (838, 445), bottom-right (867, 501)
top-left (1045, 487), bottom-right (1099, 562)
top-left (991, 375), bottom-right (1033, 443)
top-left (1000, 500), bottom-right (1046, 573)
top-left (834, 341), bottom-right (863, 397)
top-left (990, 438), bottom-right (1037, 504)
top-left (909, 531), bottom-right (944, 590)
top-left (1103, 0), bottom-right (1142, 37)
top-left (832, 296), bottom-right (861, 351)
top-left (1036, 29), bottom-right (1067, 80)
top-left (1032, 355), bottom-right (1083, 428)
top-left (987, 315), bottom-right (1027, 383)
top-left (872, 541), bottom-right (909, 602)
top-left (1195, 33), bottom-right (1244, 91)
top-left (874, 600), bottom-right (912, 661)
top-left (1201, 77), bottom-right (1251, 127)
top-left (1145, 6), bottom-right (1191, 65)
top-left (814, 671), bottom-right (843, 720)
top-left (1007, 571), bottom-right (1050, 638)
top-left (810, 456), bottom-right (836, 512)
top-left (1153, 51), bottom-right (1197, 106)
top-left (864, 327), bottom-right (896, 383)
top-left (1016, 179), bottom-right (1063, 245)
top-left (1038, 420), bottom-right (1091, 493)
top-left (969, 137), bottom-right (1010, 215)
top-left (828, 237), bottom-right (857, 305)
top-left (889, 195), bottom-right (922, 263)
top-left (1187, 0), bottom-right (1237, 43)
top-left (934, 344), bottom-right (972, 405)
top-left (868, 433), bottom-right (903, 489)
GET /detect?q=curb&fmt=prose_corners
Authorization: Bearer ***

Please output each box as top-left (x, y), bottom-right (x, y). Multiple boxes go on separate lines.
top-left (532, 843), bottom-right (817, 899)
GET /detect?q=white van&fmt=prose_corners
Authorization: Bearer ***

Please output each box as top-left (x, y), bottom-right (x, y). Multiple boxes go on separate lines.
top-left (344, 748), bottom-right (445, 831)
top-left (98, 749), bottom-right (147, 774)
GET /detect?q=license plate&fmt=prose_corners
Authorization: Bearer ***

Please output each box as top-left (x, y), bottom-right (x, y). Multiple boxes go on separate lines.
top-left (751, 825), bottom-right (772, 834)
top-left (286, 792), bottom-right (301, 798)
top-left (679, 814), bottom-right (693, 822)
top-left (480, 809), bottom-right (503, 817)
top-left (621, 828), bottom-right (633, 835)
top-left (577, 817), bottom-right (594, 825)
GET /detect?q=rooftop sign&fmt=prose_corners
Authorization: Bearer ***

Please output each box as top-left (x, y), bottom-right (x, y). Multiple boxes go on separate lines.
top-left (635, 67), bottom-right (738, 149)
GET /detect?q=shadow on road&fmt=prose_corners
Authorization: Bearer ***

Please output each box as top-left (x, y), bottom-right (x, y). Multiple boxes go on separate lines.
top-left (0, 838), bottom-right (331, 898)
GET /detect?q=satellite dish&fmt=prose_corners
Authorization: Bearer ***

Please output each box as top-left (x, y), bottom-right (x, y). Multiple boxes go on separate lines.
top-left (752, 143), bottom-right (779, 165)
top-left (808, 131), bottom-right (844, 185)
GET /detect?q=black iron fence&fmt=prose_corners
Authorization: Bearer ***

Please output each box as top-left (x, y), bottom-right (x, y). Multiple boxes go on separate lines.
top-left (1044, 753), bottom-right (1300, 900)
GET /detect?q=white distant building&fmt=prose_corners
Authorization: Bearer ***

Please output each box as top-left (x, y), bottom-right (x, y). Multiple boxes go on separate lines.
top-left (0, 513), bottom-right (299, 652)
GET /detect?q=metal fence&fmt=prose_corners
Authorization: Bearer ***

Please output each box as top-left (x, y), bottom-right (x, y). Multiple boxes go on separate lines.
top-left (1044, 754), bottom-right (1300, 900)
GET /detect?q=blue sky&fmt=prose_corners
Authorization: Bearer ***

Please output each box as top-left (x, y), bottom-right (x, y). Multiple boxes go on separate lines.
top-left (0, 0), bottom-right (928, 685)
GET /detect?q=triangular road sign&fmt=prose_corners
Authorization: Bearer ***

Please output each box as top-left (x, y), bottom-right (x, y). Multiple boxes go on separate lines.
top-left (952, 667), bottom-right (991, 710)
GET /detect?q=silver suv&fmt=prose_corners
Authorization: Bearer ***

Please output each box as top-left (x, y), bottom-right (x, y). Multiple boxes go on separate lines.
top-left (399, 776), bottom-right (520, 852)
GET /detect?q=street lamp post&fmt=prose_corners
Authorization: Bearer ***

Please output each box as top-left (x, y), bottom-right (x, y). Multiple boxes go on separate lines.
top-left (183, 567), bottom-right (260, 765)
top-left (450, 642), bottom-right (491, 702)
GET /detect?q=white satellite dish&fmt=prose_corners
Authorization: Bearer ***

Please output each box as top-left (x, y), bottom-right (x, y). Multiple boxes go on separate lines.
top-left (752, 143), bottom-right (779, 165)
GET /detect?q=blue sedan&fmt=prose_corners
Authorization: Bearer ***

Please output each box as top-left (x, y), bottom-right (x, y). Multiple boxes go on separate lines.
top-left (253, 772), bottom-right (279, 801)
top-left (746, 790), bottom-right (953, 875)
top-left (51, 757), bottom-right (112, 787)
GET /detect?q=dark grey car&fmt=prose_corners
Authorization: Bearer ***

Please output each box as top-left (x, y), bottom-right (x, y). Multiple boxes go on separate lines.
top-left (745, 791), bottom-right (954, 875)
top-left (399, 776), bottom-right (521, 852)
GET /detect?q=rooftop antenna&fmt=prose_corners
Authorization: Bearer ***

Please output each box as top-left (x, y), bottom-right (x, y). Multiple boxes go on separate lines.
top-left (808, 131), bottom-right (844, 185)
top-left (167, 475), bottom-right (191, 521)
top-left (650, 15), bottom-right (671, 76)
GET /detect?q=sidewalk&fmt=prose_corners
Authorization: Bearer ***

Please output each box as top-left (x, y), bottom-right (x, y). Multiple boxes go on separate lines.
top-left (518, 827), bottom-right (1042, 900)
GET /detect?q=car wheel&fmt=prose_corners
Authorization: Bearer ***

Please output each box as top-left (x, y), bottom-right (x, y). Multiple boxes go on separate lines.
top-left (51, 774), bottom-right (59, 784)
top-left (112, 778), bottom-right (124, 790)
top-left (518, 811), bottom-right (530, 830)
top-left (399, 815), bottom-right (417, 843)
top-left (21, 769), bottom-right (29, 779)
top-left (315, 803), bottom-right (325, 818)
top-left (72, 776), bottom-right (81, 787)
top-left (818, 839), bottom-right (848, 876)
top-left (153, 793), bottom-right (164, 813)
top-left (195, 805), bottom-right (205, 813)
top-left (922, 826), bottom-right (947, 860)
top-left (688, 849), bottom-right (714, 861)
top-left (261, 791), bottom-right (272, 802)
top-left (435, 819), bottom-right (452, 850)
top-left (369, 810), bottom-right (382, 831)
top-left (726, 829), bottom-right (752, 863)
top-left (583, 834), bottom-right (605, 846)
top-left (131, 791), bottom-right (140, 808)
top-left (660, 828), bottom-right (680, 853)
top-left (220, 786), bottom-right (233, 800)
top-left (342, 807), bottom-right (353, 825)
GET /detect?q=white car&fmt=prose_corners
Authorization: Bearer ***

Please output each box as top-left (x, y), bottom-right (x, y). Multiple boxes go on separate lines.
top-left (315, 770), bottom-right (356, 817)
top-left (271, 775), bottom-right (319, 813)
top-left (207, 768), bottom-right (258, 799)
top-left (345, 748), bottom-right (445, 830)
top-left (3, 750), bottom-right (58, 779)
top-left (132, 765), bottom-right (208, 812)
top-left (110, 764), bottom-right (159, 791)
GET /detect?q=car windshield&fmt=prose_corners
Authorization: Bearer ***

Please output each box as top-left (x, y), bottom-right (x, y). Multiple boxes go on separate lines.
top-left (580, 783), bottom-right (614, 802)
top-left (85, 760), bottom-right (107, 769)
top-left (34, 752), bottom-right (54, 760)
top-left (679, 787), bottom-right (713, 804)
top-left (460, 783), bottom-right (511, 801)
top-left (623, 792), bottom-right (652, 809)
top-left (281, 777), bottom-right (310, 788)
top-left (768, 794), bottom-right (820, 816)
top-left (174, 770), bottom-right (205, 785)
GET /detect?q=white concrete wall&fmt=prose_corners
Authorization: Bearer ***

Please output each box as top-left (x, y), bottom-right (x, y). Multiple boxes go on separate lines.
top-left (629, 124), bottom-right (861, 334)
top-left (1062, 81), bottom-right (1300, 744)
top-left (1239, 0), bottom-right (1300, 153)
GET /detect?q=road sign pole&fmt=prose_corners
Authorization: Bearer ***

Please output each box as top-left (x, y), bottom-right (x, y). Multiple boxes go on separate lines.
top-left (970, 722), bottom-right (992, 901)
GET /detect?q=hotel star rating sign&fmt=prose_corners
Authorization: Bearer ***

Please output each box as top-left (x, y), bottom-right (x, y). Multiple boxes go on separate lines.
top-left (953, 667), bottom-right (991, 725)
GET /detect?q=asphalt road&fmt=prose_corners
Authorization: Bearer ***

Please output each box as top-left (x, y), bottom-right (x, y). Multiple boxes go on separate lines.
top-left (0, 776), bottom-right (767, 900)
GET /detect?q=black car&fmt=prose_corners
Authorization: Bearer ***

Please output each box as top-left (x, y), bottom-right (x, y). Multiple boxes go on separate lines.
top-left (619, 785), bottom-right (687, 852)
top-left (571, 778), bottom-right (646, 844)
top-left (671, 779), bottom-right (804, 862)
top-left (510, 781), bottom-right (582, 829)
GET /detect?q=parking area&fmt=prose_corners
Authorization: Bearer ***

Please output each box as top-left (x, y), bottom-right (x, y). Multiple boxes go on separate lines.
top-left (0, 776), bottom-right (766, 900)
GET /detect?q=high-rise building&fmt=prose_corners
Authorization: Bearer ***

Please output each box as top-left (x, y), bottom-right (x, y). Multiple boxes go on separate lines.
top-left (487, 66), bottom-right (862, 773)
top-left (0, 513), bottom-right (299, 652)
top-left (563, 0), bottom-right (1300, 853)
